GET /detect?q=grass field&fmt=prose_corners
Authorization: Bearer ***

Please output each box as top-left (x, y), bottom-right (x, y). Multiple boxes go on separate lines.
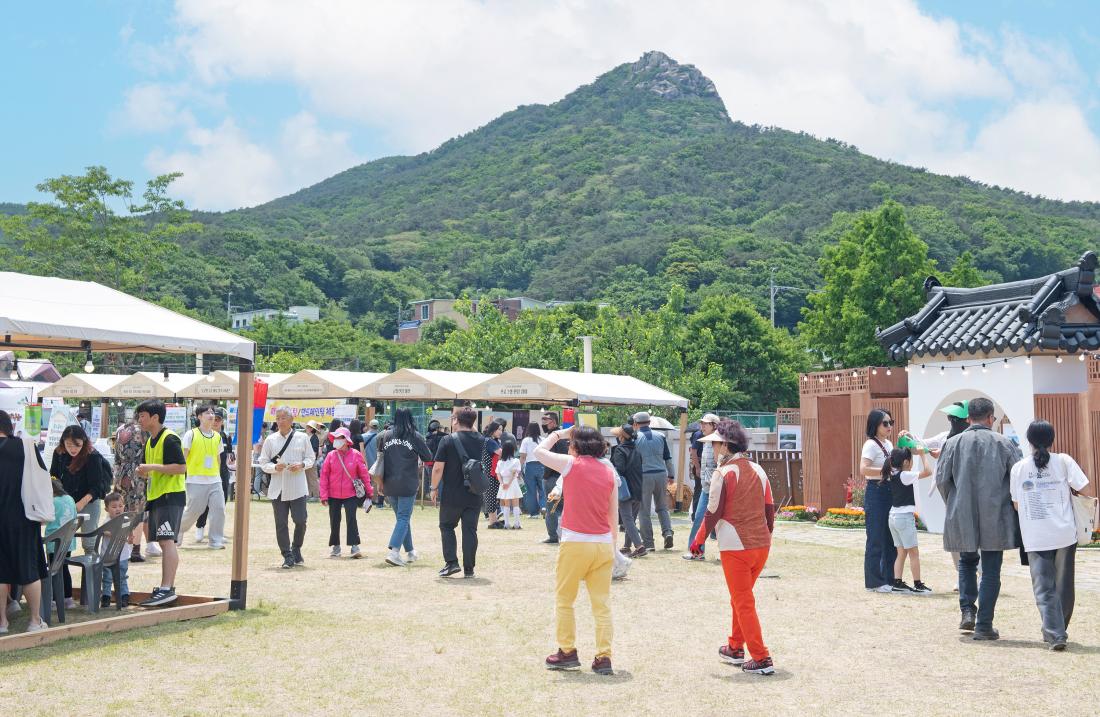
top-left (2, 501), bottom-right (1097, 716)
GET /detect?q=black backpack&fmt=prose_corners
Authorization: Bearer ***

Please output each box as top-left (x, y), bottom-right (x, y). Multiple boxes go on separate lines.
top-left (450, 433), bottom-right (488, 495)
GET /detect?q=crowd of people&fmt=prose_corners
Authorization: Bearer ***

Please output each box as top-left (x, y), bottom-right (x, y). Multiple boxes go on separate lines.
top-left (861, 397), bottom-right (1091, 650)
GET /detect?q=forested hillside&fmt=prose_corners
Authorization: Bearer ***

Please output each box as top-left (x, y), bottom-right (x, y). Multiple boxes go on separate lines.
top-left (6, 51), bottom-right (1100, 336)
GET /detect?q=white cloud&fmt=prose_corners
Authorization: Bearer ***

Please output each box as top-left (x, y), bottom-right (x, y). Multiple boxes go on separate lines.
top-left (144, 113), bottom-right (362, 210)
top-left (124, 0), bottom-right (1100, 205)
top-left (117, 83), bottom-right (196, 133)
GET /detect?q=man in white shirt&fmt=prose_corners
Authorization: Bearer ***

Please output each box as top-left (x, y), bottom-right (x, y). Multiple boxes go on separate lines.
top-left (178, 404), bottom-right (227, 549)
top-left (260, 406), bottom-right (315, 569)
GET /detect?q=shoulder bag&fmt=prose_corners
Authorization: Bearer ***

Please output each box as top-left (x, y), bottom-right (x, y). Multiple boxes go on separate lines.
top-left (369, 430), bottom-right (388, 481)
top-left (335, 450), bottom-right (367, 501)
top-left (1062, 456), bottom-right (1098, 546)
top-left (17, 436), bottom-right (55, 522)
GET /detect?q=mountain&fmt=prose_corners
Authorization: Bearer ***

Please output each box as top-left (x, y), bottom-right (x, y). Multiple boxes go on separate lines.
top-left (12, 51), bottom-right (1100, 333)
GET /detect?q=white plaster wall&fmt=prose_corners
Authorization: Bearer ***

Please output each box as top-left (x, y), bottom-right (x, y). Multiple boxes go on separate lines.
top-left (1032, 355), bottom-right (1087, 394)
top-left (905, 360), bottom-right (1036, 533)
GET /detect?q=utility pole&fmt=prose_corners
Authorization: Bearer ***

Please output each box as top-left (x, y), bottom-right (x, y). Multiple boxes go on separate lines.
top-left (768, 267), bottom-right (809, 328)
top-left (227, 291), bottom-right (233, 322)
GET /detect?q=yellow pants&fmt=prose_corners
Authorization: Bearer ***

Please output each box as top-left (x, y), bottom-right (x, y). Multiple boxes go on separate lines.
top-left (555, 541), bottom-right (613, 658)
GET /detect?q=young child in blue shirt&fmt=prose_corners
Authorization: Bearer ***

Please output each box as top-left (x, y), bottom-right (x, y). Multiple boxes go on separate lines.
top-left (101, 492), bottom-right (132, 608)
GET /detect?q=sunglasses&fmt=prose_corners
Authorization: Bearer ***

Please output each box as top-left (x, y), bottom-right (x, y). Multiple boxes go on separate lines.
top-left (881, 420), bottom-right (894, 427)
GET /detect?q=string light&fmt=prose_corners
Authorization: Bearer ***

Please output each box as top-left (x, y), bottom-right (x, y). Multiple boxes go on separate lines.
top-left (920, 364), bottom-right (926, 375)
top-left (818, 377), bottom-right (824, 384)
top-left (206, 372), bottom-right (216, 382)
top-left (940, 366), bottom-right (945, 376)
top-left (961, 366), bottom-right (969, 376)
top-left (885, 368), bottom-right (892, 376)
top-left (8, 359), bottom-right (17, 381)
top-left (1025, 355), bottom-right (1032, 365)
top-left (1057, 356), bottom-right (1064, 364)
top-left (981, 363), bottom-right (988, 374)
top-left (903, 365), bottom-right (910, 373)
top-left (1003, 359), bottom-right (1009, 369)
top-left (1079, 353), bottom-right (1086, 362)
top-left (834, 375), bottom-right (840, 382)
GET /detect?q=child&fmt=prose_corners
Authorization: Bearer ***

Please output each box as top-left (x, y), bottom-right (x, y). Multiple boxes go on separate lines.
top-left (883, 448), bottom-right (933, 594)
top-left (1010, 420), bottom-right (1089, 650)
top-left (101, 492), bottom-right (132, 607)
top-left (496, 442), bottom-right (523, 529)
top-left (44, 479), bottom-right (78, 608)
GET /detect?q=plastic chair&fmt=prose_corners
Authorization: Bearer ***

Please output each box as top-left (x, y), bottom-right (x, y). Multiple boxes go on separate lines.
top-left (67, 511), bottom-right (141, 613)
top-left (40, 515), bottom-right (84, 625)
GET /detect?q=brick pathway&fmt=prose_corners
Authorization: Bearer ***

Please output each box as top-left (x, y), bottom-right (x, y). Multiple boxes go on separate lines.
top-left (774, 522), bottom-right (1100, 593)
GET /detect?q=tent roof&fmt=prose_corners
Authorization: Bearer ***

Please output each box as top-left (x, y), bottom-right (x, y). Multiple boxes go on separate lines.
top-left (457, 368), bottom-right (689, 408)
top-left (38, 373), bottom-right (127, 398)
top-left (0, 272), bottom-right (255, 360)
top-left (361, 368), bottom-right (496, 401)
top-left (174, 370), bottom-right (292, 399)
top-left (268, 369), bottom-right (387, 399)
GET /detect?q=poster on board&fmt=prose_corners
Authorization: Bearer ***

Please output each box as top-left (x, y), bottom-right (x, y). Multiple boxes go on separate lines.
top-left (778, 424), bottom-right (802, 451)
top-left (263, 399), bottom-right (346, 425)
top-left (164, 405), bottom-right (188, 434)
top-left (45, 404), bottom-right (76, 469)
top-left (0, 387), bottom-right (34, 438)
top-left (91, 406), bottom-right (103, 439)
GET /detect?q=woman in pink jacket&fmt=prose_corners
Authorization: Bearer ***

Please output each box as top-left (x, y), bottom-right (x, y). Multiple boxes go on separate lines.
top-left (320, 427), bottom-right (374, 559)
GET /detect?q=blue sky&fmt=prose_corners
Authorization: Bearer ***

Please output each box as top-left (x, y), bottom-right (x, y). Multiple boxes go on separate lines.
top-left (4, 1), bottom-right (1100, 210)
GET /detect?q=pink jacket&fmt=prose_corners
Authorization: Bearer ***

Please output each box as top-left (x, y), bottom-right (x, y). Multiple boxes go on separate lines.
top-left (320, 448), bottom-right (373, 502)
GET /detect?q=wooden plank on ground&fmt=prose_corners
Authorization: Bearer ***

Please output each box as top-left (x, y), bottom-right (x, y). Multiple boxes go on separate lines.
top-left (0, 598), bottom-right (229, 652)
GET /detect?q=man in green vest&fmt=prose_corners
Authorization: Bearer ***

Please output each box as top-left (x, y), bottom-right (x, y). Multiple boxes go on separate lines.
top-left (136, 399), bottom-right (187, 607)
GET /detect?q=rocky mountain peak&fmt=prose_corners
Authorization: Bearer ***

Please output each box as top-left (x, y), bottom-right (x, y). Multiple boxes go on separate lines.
top-left (626, 50), bottom-right (719, 100)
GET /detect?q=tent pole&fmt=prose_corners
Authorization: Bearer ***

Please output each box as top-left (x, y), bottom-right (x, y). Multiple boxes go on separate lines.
top-left (230, 358), bottom-right (254, 610)
top-left (100, 399), bottom-right (110, 439)
top-left (674, 409), bottom-right (688, 508)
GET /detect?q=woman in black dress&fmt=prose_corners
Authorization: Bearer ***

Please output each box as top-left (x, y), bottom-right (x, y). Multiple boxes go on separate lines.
top-left (0, 410), bottom-right (49, 633)
top-left (482, 421), bottom-right (504, 528)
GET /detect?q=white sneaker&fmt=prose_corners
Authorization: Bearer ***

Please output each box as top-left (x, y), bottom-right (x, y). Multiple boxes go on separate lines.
top-left (406, 549), bottom-right (419, 563)
top-left (329, 546), bottom-right (341, 559)
top-left (209, 542), bottom-right (226, 550)
top-left (874, 584), bottom-right (893, 593)
top-left (25, 621), bottom-right (48, 633)
top-left (146, 542), bottom-right (163, 557)
top-left (385, 549), bottom-right (407, 567)
top-left (64, 598), bottom-right (77, 609)
top-left (195, 527), bottom-right (206, 543)
top-left (350, 545), bottom-right (362, 559)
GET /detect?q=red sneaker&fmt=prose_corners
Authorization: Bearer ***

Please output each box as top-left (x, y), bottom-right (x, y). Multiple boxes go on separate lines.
top-left (719, 645), bottom-right (745, 665)
top-left (741, 656), bottom-right (775, 675)
top-left (591, 656), bottom-right (613, 675)
top-left (545, 649), bottom-right (580, 670)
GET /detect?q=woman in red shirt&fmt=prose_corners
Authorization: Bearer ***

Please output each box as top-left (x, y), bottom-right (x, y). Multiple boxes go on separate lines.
top-left (690, 420), bottom-right (776, 675)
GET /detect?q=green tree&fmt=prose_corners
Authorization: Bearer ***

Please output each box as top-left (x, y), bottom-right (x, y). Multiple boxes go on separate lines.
top-left (801, 201), bottom-right (934, 367)
top-left (419, 316), bottom-right (459, 345)
top-left (940, 250), bottom-right (984, 288)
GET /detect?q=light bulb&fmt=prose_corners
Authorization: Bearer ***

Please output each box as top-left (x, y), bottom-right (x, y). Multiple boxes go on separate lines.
top-left (920, 365), bottom-right (926, 375)
top-left (961, 366), bottom-right (969, 376)
top-left (802, 375), bottom-right (807, 382)
top-left (1003, 359), bottom-right (1009, 369)
top-left (903, 365), bottom-right (910, 373)
top-left (8, 369), bottom-right (17, 381)
top-left (817, 377), bottom-right (824, 384)
top-left (1079, 353), bottom-right (1086, 362)
top-left (1057, 356), bottom-right (1063, 364)
top-left (850, 371), bottom-right (857, 378)
top-left (1025, 355), bottom-right (1032, 365)
top-left (981, 363), bottom-right (988, 373)
top-left (939, 366), bottom-right (945, 376)
top-left (834, 375), bottom-right (840, 382)
top-left (206, 373), bottom-right (216, 382)
top-left (885, 368), bottom-right (892, 376)
top-left (83, 360), bottom-right (94, 373)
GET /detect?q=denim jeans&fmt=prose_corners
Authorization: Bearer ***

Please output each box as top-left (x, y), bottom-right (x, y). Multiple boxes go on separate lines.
top-left (387, 495), bottom-right (415, 552)
top-left (959, 550), bottom-right (1004, 630)
top-left (863, 480), bottom-right (896, 588)
top-left (102, 558), bottom-right (130, 598)
top-left (523, 462), bottom-right (545, 516)
top-left (544, 475), bottom-right (562, 541)
top-left (688, 487), bottom-right (710, 554)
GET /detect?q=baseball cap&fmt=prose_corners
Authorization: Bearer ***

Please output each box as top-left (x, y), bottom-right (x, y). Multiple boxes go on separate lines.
top-left (700, 413), bottom-right (720, 424)
top-left (369, 419), bottom-right (379, 428)
top-left (632, 411), bottom-right (652, 424)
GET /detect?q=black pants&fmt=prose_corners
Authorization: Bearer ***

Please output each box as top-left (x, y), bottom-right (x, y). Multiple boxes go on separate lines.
top-left (328, 497), bottom-right (361, 547)
top-left (196, 474), bottom-right (230, 529)
top-left (439, 503), bottom-right (478, 573)
top-left (272, 496), bottom-right (308, 559)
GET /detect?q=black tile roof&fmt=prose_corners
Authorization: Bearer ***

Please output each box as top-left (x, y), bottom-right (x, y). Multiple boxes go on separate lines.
top-left (877, 251), bottom-right (1100, 360)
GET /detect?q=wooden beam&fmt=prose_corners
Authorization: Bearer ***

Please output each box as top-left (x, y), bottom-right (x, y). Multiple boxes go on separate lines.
top-left (230, 359), bottom-right (254, 610)
top-left (674, 410), bottom-right (689, 503)
top-left (0, 598), bottom-right (228, 652)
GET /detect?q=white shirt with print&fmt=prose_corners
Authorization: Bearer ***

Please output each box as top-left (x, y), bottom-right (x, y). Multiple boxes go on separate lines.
top-left (1010, 453), bottom-right (1089, 552)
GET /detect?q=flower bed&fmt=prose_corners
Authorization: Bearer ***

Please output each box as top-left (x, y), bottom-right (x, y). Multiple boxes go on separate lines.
top-left (1084, 530), bottom-right (1100, 549)
top-left (817, 507), bottom-right (865, 530)
top-left (775, 505), bottom-right (820, 523)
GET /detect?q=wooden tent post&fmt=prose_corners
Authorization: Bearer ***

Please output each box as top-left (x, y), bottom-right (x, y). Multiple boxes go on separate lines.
top-left (230, 358), bottom-right (254, 610)
top-left (99, 399), bottom-right (110, 439)
top-left (674, 409), bottom-right (689, 505)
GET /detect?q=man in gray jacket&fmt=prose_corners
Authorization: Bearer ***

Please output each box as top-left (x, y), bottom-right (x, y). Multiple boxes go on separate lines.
top-left (936, 397), bottom-right (1022, 640)
top-left (632, 412), bottom-right (675, 552)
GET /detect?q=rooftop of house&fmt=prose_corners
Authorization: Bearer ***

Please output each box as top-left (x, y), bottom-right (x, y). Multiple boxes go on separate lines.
top-left (877, 251), bottom-right (1100, 360)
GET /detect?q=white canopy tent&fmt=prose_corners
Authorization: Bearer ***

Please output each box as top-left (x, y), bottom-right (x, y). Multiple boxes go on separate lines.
top-left (174, 370), bottom-right (291, 399)
top-left (0, 271), bottom-right (257, 630)
top-left (38, 373), bottom-right (126, 399)
top-left (268, 369), bottom-right (387, 399)
top-left (361, 368), bottom-right (495, 401)
top-left (457, 367), bottom-right (690, 408)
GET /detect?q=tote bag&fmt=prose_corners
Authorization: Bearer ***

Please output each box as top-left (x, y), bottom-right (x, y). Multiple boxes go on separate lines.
top-left (18, 436), bottom-right (55, 522)
top-left (1071, 491), bottom-right (1098, 547)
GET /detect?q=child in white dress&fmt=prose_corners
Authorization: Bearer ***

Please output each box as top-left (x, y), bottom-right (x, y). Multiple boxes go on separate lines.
top-left (496, 442), bottom-right (524, 529)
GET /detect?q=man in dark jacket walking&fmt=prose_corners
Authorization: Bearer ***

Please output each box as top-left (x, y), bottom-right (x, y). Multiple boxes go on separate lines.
top-left (936, 397), bottom-right (1022, 640)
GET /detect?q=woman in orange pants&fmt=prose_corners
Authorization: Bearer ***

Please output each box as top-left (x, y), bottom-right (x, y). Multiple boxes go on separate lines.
top-left (690, 419), bottom-right (776, 675)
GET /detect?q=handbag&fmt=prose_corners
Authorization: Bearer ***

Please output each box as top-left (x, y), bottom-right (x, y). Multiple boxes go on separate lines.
top-left (335, 451), bottom-right (367, 500)
top-left (1071, 491), bottom-right (1098, 547)
top-left (618, 475), bottom-right (631, 501)
top-left (369, 432), bottom-right (387, 481)
top-left (16, 436), bottom-right (55, 522)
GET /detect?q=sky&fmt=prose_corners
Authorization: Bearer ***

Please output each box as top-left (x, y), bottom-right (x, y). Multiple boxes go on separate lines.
top-left (3, 0), bottom-right (1100, 211)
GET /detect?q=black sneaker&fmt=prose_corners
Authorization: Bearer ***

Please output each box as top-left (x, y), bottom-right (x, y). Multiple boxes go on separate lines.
top-left (100, 595), bottom-right (111, 608)
top-left (281, 556), bottom-right (296, 569)
top-left (972, 627), bottom-right (1000, 641)
top-left (1050, 637), bottom-right (1068, 652)
top-left (463, 571), bottom-right (476, 579)
top-left (438, 563), bottom-right (462, 578)
top-left (663, 534), bottom-right (674, 550)
top-left (118, 594), bottom-right (130, 608)
top-left (542, 538), bottom-right (559, 544)
top-left (129, 552), bottom-right (145, 563)
top-left (912, 581), bottom-right (933, 594)
top-left (891, 579), bottom-right (915, 594)
top-left (139, 587), bottom-right (177, 607)
top-left (959, 609), bottom-right (976, 632)
top-left (292, 548), bottom-right (304, 565)
top-left (741, 656), bottom-right (775, 675)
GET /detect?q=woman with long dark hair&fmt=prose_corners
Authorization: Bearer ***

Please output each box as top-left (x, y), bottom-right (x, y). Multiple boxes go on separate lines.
top-left (0, 410), bottom-right (49, 633)
top-left (1011, 420), bottom-right (1090, 650)
top-left (380, 408), bottom-right (432, 567)
top-left (860, 409), bottom-right (897, 592)
top-left (482, 421), bottom-right (504, 529)
top-left (520, 421), bottom-right (545, 518)
top-left (51, 425), bottom-right (112, 555)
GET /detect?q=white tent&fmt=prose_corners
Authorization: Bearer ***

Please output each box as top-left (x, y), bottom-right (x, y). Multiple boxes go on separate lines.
top-left (361, 368), bottom-right (496, 401)
top-left (457, 367), bottom-right (689, 408)
top-left (38, 373), bottom-right (126, 399)
top-left (173, 370), bottom-right (291, 399)
top-left (0, 272), bottom-right (254, 360)
top-left (110, 372), bottom-right (198, 399)
top-left (268, 369), bottom-right (387, 399)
